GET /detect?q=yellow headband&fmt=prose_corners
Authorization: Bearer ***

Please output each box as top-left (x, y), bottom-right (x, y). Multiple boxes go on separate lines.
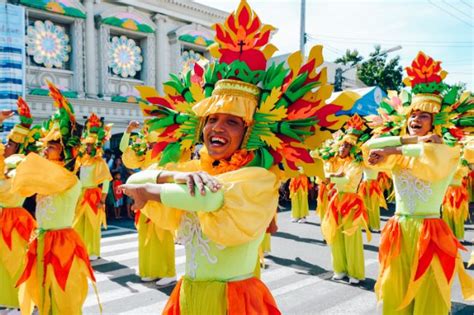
top-left (7, 125), bottom-right (29, 144)
top-left (192, 79), bottom-right (260, 124)
top-left (341, 134), bottom-right (358, 146)
top-left (409, 94), bottom-right (442, 114)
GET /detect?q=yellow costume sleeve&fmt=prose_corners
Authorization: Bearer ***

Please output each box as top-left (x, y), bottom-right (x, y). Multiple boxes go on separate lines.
top-left (12, 153), bottom-right (78, 196)
top-left (363, 139), bottom-right (460, 182)
top-left (94, 158), bottom-right (112, 185)
top-left (197, 167), bottom-right (279, 247)
top-left (139, 167), bottom-right (279, 247)
top-left (119, 132), bottom-right (131, 153)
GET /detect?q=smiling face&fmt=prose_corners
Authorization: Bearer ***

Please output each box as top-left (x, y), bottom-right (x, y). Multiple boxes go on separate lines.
top-left (44, 141), bottom-right (63, 161)
top-left (202, 113), bottom-right (246, 160)
top-left (407, 110), bottom-right (432, 136)
top-left (338, 141), bottom-right (352, 158)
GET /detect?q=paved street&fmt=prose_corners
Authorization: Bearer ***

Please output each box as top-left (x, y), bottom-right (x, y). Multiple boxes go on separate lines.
top-left (83, 206), bottom-right (474, 314)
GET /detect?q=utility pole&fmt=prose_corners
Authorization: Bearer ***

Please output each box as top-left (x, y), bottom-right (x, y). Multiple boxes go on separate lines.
top-left (300, 0), bottom-right (306, 56)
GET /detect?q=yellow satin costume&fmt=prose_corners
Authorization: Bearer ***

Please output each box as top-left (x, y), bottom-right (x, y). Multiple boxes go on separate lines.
top-left (0, 154), bottom-right (37, 308)
top-left (12, 153), bottom-right (97, 315)
top-left (120, 132), bottom-right (176, 280)
top-left (73, 155), bottom-right (112, 257)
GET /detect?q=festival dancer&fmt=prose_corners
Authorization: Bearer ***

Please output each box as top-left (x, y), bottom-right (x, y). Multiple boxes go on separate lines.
top-left (314, 137), bottom-right (338, 224)
top-left (289, 172), bottom-right (310, 223)
top-left (119, 120), bottom-right (177, 286)
top-left (442, 145), bottom-right (472, 241)
top-left (365, 52), bottom-right (473, 314)
top-left (0, 99), bottom-right (38, 309)
top-left (318, 114), bottom-right (371, 284)
top-left (73, 113), bottom-right (112, 260)
top-left (119, 1), bottom-right (342, 312)
top-left (358, 168), bottom-right (387, 232)
top-left (12, 82), bottom-right (98, 314)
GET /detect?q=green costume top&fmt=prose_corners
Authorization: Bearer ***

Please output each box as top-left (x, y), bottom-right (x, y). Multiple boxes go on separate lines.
top-left (365, 136), bottom-right (460, 217)
top-left (126, 161), bottom-right (279, 281)
top-left (12, 153), bottom-right (82, 230)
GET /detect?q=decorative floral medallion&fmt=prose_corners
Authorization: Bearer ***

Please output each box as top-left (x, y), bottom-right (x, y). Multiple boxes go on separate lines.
top-left (108, 35), bottom-right (143, 78)
top-left (26, 20), bottom-right (71, 68)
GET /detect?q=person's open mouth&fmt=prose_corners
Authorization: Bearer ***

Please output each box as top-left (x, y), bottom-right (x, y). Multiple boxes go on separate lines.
top-left (410, 122), bottom-right (422, 130)
top-left (209, 135), bottom-right (229, 147)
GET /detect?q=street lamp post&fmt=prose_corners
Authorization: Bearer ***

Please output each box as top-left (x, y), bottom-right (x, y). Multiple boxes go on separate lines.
top-left (334, 45), bottom-right (402, 92)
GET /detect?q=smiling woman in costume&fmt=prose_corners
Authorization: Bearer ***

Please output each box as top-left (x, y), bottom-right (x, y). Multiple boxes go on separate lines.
top-left (119, 0), bottom-right (343, 313)
top-left (363, 52), bottom-right (473, 314)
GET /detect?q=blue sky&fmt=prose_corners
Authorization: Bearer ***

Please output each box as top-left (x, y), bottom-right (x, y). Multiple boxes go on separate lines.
top-left (195, 0), bottom-right (473, 90)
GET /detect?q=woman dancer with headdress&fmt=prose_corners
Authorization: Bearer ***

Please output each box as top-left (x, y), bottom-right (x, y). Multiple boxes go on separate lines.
top-left (365, 52), bottom-right (473, 314)
top-left (73, 113), bottom-right (112, 260)
top-left (12, 83), bottom-right (98, 314)
top-left (119, 120), bottom-right (177, 287)
top-left (119, 1), bottom-right (343, 312)
top-left (318, 114), bottom-right (371, 284)
top-left (0, 99), bottom-right (38, 310)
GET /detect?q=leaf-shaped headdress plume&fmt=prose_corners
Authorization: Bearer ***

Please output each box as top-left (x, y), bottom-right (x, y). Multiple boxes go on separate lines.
top-left (368, 52), bottom-right (473, 146)
top-left (135, 0), bottom-right (350, 177)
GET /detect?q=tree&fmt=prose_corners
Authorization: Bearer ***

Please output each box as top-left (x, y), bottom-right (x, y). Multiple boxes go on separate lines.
top-left (334, 49), bottom-right (363, 67)
top-left (357, 45), bottom-right (403, 92)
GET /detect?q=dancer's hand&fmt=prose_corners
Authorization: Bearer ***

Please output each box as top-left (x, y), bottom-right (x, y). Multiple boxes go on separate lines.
top-left (119, 184), bottom-right (159, 210)
top-left (173, 171), bottom-right (221, 196)
top-left (0, 110), bottom-right (14, 123)
top-left (368, 149), bottom-right (388, 165)
top-left (126, 121), bottom-right (140, 133)
top-left (418, 134), bottom-right (442, 144)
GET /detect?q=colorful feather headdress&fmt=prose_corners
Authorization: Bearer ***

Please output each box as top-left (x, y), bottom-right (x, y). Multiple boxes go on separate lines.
top-left (7, 97), bottom-right (42, 154)
top-left (317, 114), bottom-right (370, 163)
top-left (80, 113), bottom-right (112, 157)
top-left (134, 0), bottom-right (349, 177)
top-left (366, 52), bottom-right (473, 146)
top-left (42, 81), bottom-right (80, 170)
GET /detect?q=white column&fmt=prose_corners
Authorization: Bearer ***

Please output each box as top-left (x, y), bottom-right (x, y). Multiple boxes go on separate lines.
top-left (154, 14), bottom-right (168, 93)
top-left (84, 0), bottom-right (97, 98)
top-left (71, 19), bottom-right (85, 97)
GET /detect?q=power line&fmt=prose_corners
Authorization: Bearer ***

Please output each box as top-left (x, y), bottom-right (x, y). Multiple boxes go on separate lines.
top-left (305, 37), bottom-right (471, 48)
top-left (428, 0), bottom-right (473, 28)
top-left (306, 34), bottom-right (345, 54)
top-left (305, 32), bottom-right (472, 47)
top-left (442, 0), bottom-right (472, 20)
top-left (460, 0), bottom-right (473, 9)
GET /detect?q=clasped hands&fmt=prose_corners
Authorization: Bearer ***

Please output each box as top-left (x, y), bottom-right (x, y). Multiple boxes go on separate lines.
top-left (368, 134), bottom-right (442, 165)
top-left (119, 171), bottom-right (221, 210)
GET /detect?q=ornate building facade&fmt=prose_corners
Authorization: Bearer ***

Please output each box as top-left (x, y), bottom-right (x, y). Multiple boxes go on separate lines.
top-left (5, 0), bottom-right (227, 148)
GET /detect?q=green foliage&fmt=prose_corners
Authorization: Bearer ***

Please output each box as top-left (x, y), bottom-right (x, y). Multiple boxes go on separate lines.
top-left (334, 49), bottom-right (363, 67)
top-left (356, 45), bottom-right (403, 92)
